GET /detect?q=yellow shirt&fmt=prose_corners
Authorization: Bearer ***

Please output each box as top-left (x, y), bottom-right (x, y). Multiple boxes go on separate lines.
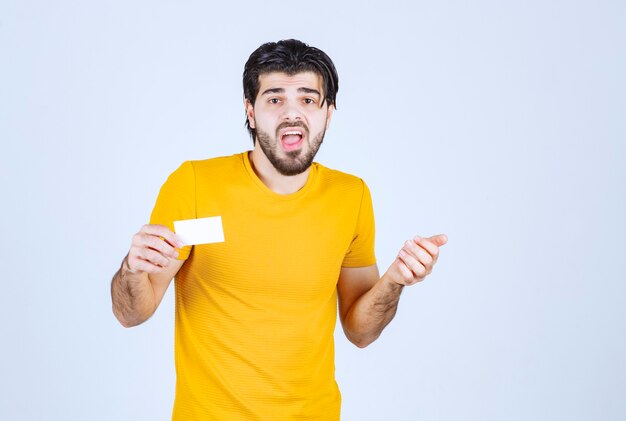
top-left (150, 152), bottom-right (376, 420)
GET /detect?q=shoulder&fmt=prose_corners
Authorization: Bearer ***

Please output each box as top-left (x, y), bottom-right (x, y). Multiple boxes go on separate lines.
top-left (161, 153), bottom-right (245, 190)
top-left (187, 153), bottom-right (245, 174)
top-left (314, 162), bottom-right (370, 197)
top-left (168, 153), bottom-right (246, 184)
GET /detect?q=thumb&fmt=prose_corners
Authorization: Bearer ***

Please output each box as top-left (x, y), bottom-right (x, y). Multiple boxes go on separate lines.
top-left (428, 234), bottom-right (448, 247)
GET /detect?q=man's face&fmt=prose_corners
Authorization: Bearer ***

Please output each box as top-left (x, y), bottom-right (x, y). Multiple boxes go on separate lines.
top-left (246, 71), bottom-right (334, 176)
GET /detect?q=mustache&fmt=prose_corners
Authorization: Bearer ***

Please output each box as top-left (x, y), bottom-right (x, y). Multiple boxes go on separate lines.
top-left (276, 121), bottom-right (308, 133)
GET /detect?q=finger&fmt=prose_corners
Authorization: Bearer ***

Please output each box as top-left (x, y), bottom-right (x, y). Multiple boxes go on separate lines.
top-left (404, 240), bottom-right (433, 269)
top-left (398, 249), bottom-right (427, 279)
top-left (140, 224), bottom-right (184, 249)
top-left (393, 257), bottom-right (414, 284)
top-left (131, 232), bottom-right (178, 260)
top-left (413, 236), bottom-right (440, 263)
top-left (141, 233), bottom-right (180, 259)
top-left (428, 234), bottom-right (448, 247)
top-left (134, 247), bottom-right (171, 269)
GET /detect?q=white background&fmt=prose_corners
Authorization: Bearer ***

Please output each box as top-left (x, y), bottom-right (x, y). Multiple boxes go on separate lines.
top-left (1, 1), bottom-right (624, 420)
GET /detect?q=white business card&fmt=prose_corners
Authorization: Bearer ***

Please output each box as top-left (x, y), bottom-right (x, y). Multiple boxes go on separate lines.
top-left (173, 216), bottom-right (224, 246)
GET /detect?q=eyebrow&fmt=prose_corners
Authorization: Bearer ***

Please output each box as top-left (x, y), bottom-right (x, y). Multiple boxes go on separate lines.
top-left (298, 87), bottom-right (321, 97)
top-left (261, 87), bottom-right (321, 97)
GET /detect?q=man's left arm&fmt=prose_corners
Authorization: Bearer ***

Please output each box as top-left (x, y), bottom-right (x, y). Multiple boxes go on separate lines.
top-left (337, 234), bottom-right (448, 348)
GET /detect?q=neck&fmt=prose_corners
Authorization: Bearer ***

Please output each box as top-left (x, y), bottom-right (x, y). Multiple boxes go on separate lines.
top-left (248, 147), bottom-right (310, 195)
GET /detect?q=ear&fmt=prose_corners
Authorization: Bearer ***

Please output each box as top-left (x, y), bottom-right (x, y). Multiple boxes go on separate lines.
top-left (245, 98), bottom-right (255, 129)
top-left (325, 104), bottom-right (335, 130)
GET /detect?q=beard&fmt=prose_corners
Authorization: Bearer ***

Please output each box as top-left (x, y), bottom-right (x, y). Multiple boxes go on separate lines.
top-left (255, 121), bottom-right (326, 176)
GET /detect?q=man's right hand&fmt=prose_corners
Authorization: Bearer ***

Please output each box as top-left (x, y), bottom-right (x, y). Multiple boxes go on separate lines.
top-left (112, 224), bottom-right (185, 327)
top-left (125, 224), bottom-right (185, 274)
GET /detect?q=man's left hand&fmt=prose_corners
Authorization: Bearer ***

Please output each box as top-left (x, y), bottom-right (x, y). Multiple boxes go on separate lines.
top-left (385, 234), bottom-right (448, 286)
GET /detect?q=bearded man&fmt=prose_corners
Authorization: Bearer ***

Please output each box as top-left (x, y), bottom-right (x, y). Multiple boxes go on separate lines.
top-left (111, 39), bottom-right (447, 420)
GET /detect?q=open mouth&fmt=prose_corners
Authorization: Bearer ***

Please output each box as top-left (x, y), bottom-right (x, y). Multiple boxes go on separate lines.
top-left (280, 129), bottom-right (305, 151)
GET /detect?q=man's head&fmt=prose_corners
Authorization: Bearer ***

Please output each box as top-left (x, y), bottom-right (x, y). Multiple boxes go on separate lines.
top-left (243, 39), bottom-right (339, 176)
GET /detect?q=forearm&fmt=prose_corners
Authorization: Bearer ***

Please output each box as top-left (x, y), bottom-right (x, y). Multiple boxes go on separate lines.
top-left (343, 273), bottom-right (404, 348)
top-left (111, 256), bottom-right (157, 327)
top-left (339, 235), bottom-right (447, 348)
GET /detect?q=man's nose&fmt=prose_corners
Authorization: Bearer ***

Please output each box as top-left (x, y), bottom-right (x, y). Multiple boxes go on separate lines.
top-left (281, 100), bottom-right (303, 121)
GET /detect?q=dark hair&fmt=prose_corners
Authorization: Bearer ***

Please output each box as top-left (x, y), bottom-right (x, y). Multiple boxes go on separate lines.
top-left (243, 39), bottom-right (339, 141)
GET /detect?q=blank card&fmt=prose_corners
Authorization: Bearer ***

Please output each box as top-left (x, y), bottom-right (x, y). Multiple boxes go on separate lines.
top-left (173, 216), bottom-right (224, 246)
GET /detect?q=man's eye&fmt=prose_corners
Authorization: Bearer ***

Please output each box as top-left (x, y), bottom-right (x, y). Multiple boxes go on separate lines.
top-left (304, 98), bottom-right (315, 104)
top-left (270, 98), bottom-right (280, 104)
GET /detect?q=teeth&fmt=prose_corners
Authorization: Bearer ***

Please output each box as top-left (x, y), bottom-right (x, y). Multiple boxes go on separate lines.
top-left (284, 131), bottom-right (302, 136)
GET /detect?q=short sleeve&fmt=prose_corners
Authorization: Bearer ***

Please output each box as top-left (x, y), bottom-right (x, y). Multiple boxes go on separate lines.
top-left (341, 180), bottom-right (376, 267)
top-left (149, 161), bottom-right (196, 260)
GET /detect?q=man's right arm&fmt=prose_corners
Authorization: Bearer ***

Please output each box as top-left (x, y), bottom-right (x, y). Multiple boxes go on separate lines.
top-left (111, 224), bottom-right (185, 328)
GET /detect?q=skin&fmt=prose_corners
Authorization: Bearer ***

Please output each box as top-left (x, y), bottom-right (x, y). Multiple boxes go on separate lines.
top-left (245, 71), bottom-right (334, 193)
top-left (111, 71), bottom-right (448, 349)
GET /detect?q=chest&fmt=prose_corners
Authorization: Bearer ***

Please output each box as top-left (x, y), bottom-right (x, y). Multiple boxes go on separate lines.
top-left (185, 188), bottom-right (358, 301)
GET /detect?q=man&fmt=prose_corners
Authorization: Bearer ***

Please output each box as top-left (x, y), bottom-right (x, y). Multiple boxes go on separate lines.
top-left (111, 39), bottom-right (447, 420)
